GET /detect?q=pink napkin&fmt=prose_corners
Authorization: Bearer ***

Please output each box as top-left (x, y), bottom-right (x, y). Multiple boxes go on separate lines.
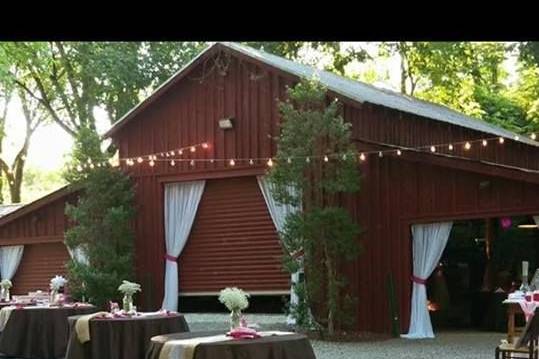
top-left (519, 301), bottom-right (538, 322)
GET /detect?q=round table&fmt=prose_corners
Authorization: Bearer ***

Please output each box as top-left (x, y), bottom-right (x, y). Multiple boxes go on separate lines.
top-left (65, 312), bottom-right (189, 359)
top-left (0, 304), bottom-right (97, 359)
top-left (146, 330), bottom-right (317, 359)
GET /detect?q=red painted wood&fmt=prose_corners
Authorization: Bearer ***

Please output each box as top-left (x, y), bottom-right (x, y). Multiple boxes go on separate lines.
top-left (179, 176), bottom-right (289, 293)
top-left (108, 50), bottom-right (539, 333)
top-left (12, 242), bottom-right (70, 295)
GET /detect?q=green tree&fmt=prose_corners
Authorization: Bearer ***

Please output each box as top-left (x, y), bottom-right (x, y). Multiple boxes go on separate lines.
top-left (247, 42), bottom-right (368, 75)
top-left (64, 128), bottom-right (135, 308)
top-left (0, 42), bottom-right (206, 136)
top-left (268, 79), bottom-right (361, 335)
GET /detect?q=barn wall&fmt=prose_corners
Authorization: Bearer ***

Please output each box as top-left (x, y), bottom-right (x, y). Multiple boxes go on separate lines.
top-left (351, 156), bottom-right (539, 333)
top-left (180, 176), bottom-right (289, 294)
top-left (110, 49), bottom-right (539, 332)
top-left (0, 191), bottom-right (77, 295)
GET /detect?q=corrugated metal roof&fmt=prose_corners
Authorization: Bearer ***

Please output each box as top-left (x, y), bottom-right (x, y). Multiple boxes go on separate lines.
top-left (106, 42), bottom-right (537, 147)
top-left (0, 204), bottom-right (23, 218)
top-left (223, 42), bottom-right (538, 147)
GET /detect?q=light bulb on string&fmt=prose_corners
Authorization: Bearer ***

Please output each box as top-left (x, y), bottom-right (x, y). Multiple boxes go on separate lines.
top-left (190, 146), bottom-right (196, 153)
top-left (179, 150), bottom-right (183, 155)
top-left (464, 142), bottom-right (471, 150)
top-left (499, 137), bottom-right (505, 144)
top-left (359, 153), bottom-right (366, 161)
top-left (482, 139), bottom-right (488, 147)
top-left (89, 163), bottom-right (95, 169)
top-left (306, 157), bottom-right (310, 163)
top-left (342, 154), bottom-right (347, 160)
top-left (202, 143), bottom-right (209, 149)
top-left (514, 135), bottom-right (520, 141)
top-left (76, 165), bottom-right (82, 172)
top-left (170, 160), bottom-right (175, 166)
top-left (287, 158), bottom-right (292, 164)
top-left (249, 159), bottom-right (254, 165)
top-left (532, 133), bottom-right (537, 140)
top-left (137, 157), bottom-right (143, 163)
top-left (267, 158), bottom-right (274, 167)
top-left (229, 159), bottom-right (235, 166)
top-left (448, 144), bottom-right (454, 151)
top-left (396, 150), bottom-right (402, 156)
top-left (210, 159), bottom-right (215, 164)
top-left (378, 152), bottom-right (383, 158)
top-left (430, 146), bottom-right (436, 153)
top-left (149, 160), bottom-right (155, 167)
top-left (190, 160), bottom-right (195, 166)
top-left (324, 155), bottom-right (329, 162)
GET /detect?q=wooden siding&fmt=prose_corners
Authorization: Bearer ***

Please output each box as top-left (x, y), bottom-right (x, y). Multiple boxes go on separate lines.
top-left (109, 49), bottom-right (539, 333)
top-left (12, 242), bottom-right (70, 295)
top-left (180, 176), bottom-right (289, 294)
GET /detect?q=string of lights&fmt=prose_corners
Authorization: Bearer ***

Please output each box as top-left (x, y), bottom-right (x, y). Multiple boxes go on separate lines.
top-left (72, 132), bottom-right (539, 173)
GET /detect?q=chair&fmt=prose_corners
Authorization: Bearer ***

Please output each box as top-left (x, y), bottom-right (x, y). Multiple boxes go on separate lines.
top-left (496, 308), bottom-right (539, 359)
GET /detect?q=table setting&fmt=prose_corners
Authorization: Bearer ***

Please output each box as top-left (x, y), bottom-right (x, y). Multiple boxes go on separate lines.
top-left (146, 287), bottom-right (316, 359)
top-left (65, 280), bottom-right (189, 359)
top-left (0, 275), bottom-right (97, 359)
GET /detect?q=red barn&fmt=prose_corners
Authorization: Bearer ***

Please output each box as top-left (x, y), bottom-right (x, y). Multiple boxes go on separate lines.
top-left (3, 42), bottom-right (539, 334)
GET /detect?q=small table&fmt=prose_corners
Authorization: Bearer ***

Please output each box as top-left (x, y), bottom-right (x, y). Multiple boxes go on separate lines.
top-left (65, 312), bottom-right (189, 359)
top-left (0, 304), bottom-right (97, 359)
top-left (146, 330), bottom-right (317, 359)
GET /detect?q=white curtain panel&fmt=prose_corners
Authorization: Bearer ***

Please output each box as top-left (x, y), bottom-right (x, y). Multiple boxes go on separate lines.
top-left (162, 180), bottom-right (205, 311)
top-left (533, 216), bottom-right (539, 226)
top-left (66, 245), bottom-right (89, 266)
top-left (0, 245), bottom-right (24, 280)
top-left (402, 221), bottom-right (453, 339)
top-left (257, 176), bottom-right (301, 325)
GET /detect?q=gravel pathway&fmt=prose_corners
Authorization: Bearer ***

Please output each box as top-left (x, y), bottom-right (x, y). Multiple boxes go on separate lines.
top-left (185, 313), bottom-right (505, 359)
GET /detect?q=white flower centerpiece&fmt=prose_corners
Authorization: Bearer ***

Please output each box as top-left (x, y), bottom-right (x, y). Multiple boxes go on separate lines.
top-left (0, 279), bottom-right (12, 302)
top-left (118, 280), bottom-right (141, 313)
top-left (49, 275), bottom-right (67, 304)
top-left (218, 287), bottom-right (250, 330)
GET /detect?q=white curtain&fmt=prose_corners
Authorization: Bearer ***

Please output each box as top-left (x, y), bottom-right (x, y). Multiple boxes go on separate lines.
top-left (0, 245), bottom-right (24, 280)
top-left (162, 180), bottom-right (205, 311)
top-left (402, 222), bottom-right (453, 339)
top-left (257, 176), bottom-right (301, 325)
top-left (533, 216), bottom-right (539, 227)
top-left (66, 245), bottom-right (89, 266)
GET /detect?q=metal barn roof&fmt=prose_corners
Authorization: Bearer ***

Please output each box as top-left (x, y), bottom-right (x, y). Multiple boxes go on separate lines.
top-left (106, 42), bottom-right (537, 147)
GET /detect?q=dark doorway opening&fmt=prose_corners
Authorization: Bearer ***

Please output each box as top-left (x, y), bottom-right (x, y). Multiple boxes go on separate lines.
top-left (428, 216), bottom-right (539, 331)
top-left (179, 295), bottom-right (289, 314)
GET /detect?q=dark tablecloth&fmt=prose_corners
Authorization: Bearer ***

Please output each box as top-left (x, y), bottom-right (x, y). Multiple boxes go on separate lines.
top-left (146, 330), bottom-right (317, 359)
top-left (66, 313), bottom-right (189, 359)
top-left (0, 305), bottom-right (97, 359)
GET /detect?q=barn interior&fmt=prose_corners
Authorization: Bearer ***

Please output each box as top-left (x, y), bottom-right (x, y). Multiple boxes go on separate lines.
top-left (427, 216), bottom-right (539, 331)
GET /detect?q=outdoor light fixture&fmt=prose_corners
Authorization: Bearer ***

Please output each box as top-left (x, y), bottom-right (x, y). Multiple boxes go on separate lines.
top-left (219, 117), bottom-right (235, 130)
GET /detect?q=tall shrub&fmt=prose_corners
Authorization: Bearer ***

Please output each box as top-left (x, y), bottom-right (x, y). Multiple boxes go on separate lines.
top-left (64, 128), bottom-right (135, 308)
top-left (268, 79), bottom-right (361, 335)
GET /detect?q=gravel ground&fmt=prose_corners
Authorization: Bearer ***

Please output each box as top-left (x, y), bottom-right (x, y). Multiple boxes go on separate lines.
top-left (185, 313), bottom-right (505, 359)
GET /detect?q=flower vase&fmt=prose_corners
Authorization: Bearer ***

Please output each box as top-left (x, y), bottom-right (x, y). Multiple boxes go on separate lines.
top-left (230, 309), bottom-right (241, 330)
top-left (0, 288), bottom-right (8, 302)
top-left (50, 289), bottom-right (58, 304)
top-left (123, 294), bottom-right (133, 312)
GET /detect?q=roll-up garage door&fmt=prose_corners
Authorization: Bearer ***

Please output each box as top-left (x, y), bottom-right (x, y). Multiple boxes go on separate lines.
top-left (12, 242), bottom-right (70, 295)
top-left (179, 176), bottom-right (290, 295)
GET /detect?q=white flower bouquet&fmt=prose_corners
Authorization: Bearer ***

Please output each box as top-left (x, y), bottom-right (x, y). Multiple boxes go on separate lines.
top-left (118, 280), bottom-right (142, 296)
top-left (218, 287), bottom-right (250, 312)
top-left (0, 279), bottom-right (12, 289)
top-left (50, 275), bottom-right (67, 291)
